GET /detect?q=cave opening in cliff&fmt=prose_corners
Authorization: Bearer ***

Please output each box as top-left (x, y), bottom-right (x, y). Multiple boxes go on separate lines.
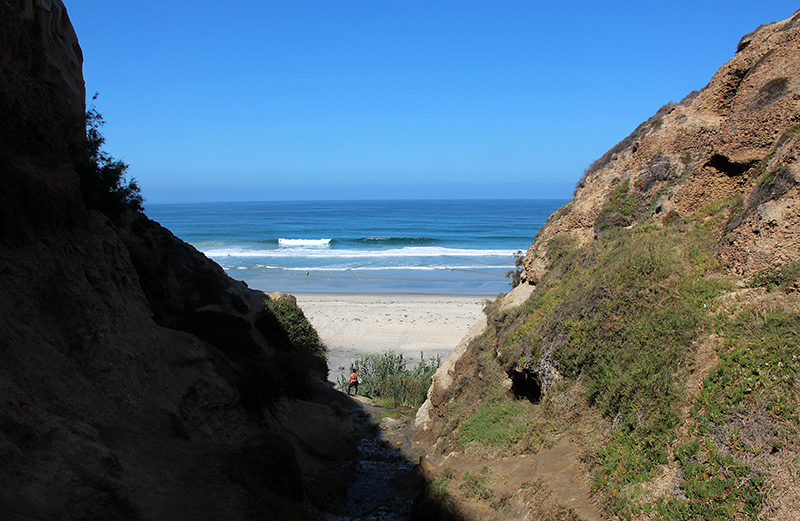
top-left (510, 369), bottom-right (542, 403)
top-left (706, 153), bottom-right (758, 177)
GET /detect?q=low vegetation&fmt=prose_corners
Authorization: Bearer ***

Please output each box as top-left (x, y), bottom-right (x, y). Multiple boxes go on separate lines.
top-left (428, 196), bottom-right (800, 519)
top-left (337, 351), bottom-right (440, 408)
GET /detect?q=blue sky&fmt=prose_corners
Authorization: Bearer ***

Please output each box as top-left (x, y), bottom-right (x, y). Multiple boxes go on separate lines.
top-left (66, 2), bottom-right (799, 203)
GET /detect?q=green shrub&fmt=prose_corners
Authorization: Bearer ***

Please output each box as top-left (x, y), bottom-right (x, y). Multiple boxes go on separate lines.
top-left (337, 351), bottom-right (440, 407)
top-left (257, 297), bottom-right (328, 382)
top-left (72, 94), bottom-right (143, 222)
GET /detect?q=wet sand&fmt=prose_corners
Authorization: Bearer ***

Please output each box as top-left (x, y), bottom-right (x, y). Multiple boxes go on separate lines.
top-left (293, 293), bottom-right (488, 379)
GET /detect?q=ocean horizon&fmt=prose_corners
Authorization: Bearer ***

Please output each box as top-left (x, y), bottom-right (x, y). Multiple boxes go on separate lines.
top-left (145, 199), bottom-right (567, 295)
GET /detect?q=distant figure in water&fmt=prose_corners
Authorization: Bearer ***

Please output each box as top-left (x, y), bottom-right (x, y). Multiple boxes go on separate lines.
top-left (348, 371), bottom-right (359, 395)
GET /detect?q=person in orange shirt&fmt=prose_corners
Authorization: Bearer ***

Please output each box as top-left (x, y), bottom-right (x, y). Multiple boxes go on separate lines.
top-left (348, 371), bottom-right (359, 395)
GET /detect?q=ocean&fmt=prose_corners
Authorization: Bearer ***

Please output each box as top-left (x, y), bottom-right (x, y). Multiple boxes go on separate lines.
top-left (145, 199), bottom-right (567, 295)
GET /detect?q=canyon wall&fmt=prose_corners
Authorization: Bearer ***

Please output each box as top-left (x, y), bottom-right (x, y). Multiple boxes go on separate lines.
top-left (0, 2), bottom-right (362, 518)
top-left (522, 11), bottom-right (800, 284)
top-left (417, 10), bottom-right (800, 520)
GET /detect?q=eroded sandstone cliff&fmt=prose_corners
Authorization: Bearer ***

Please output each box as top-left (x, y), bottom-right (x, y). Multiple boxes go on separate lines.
top-left (416, 10), bottom-right (800, 521)
top-left (523, 11), bottom-right (800, 283)
top-left (0, 2), bottom-right (365, 519)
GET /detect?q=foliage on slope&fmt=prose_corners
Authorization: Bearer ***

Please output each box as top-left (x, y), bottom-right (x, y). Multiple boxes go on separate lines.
top-left (430, 196), bottom-right (800, 519)
top-left (72, 97), bottom-right (143, 222)
top-left (336, 351), bottom-right (441, 407)
top-left (423, 12), bottom-right (800, 519)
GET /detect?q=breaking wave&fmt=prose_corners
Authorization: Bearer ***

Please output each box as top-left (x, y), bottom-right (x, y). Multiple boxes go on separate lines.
top-left (278, 238), bottom-right (332, 247)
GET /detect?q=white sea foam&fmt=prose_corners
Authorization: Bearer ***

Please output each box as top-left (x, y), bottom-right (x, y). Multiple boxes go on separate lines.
top-left (278, 238), bottom-right (331, 247)
top-left (280, 265), bottom-right (512, 271)
top-left (203, 245), bottom-right (517, 259)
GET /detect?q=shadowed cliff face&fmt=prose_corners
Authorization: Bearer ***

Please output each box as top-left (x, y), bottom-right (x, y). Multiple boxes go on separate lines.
top-left (0, 2), bottom-right (365, 519)
top-left (522, 9), bottom-right (800, 283)
top-left (0, 0), bottom-right (85, 238)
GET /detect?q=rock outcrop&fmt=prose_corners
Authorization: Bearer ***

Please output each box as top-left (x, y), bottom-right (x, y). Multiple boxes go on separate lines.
top-left (522, 10), bottom-right (800, 284)
top-left (415, 10), bottom-right (800, 520)
top-left (0, 2), bottom-right (365, 518)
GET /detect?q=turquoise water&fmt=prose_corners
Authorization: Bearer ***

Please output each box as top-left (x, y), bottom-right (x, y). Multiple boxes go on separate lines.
top-left (145, 199), bottom-right (566, 295)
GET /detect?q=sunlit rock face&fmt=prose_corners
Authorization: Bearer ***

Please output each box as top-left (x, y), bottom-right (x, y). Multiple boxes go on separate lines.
top-left (522, 10), bottom-right (800, 284)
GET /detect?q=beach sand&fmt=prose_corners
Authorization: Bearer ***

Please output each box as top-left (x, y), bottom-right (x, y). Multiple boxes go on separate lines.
top-left (293, 293), bottom-right (489, 381)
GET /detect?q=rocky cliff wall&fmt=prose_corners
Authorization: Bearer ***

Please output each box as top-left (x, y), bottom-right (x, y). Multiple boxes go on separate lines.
top-left (0, 0), bottom-right (85, 238)
top-left (523, 10), bottom-right (800, 284)
top-left (0, 2), bottom-right (363, 518)
top-left (415, 10), bottom-right (800, 520)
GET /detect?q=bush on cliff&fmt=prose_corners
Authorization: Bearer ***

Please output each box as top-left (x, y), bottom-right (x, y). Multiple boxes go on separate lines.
top-left (255, 296), bottom-right (328, 383)
top-left (72, 94), bottom-right (143, 221)
top-left (433, 197), bottom-right (799, 519)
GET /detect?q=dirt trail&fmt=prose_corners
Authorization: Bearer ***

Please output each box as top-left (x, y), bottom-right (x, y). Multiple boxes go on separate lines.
top-left (529, 439), bottom-right (604, 521)
top-left (337, 395), bottom-right (605, 520)
top-left (422, 438), bottom-right (605, 520)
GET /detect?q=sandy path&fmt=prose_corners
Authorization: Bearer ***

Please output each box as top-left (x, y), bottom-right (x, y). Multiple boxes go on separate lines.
top-left (293, 293), bottom-right (488, 379)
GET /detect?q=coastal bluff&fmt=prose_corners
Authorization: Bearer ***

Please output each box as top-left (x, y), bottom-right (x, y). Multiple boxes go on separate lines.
top-left (415, 9), bottom-right (800, 521)
top-left (4, 1), bottom-right (800, 520)
top-left (522, 10), bottom-right (800, 283)
top-left (1, 2), bottom-right (368, 519)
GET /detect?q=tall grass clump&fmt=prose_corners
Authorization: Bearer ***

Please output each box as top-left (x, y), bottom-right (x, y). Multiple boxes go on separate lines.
top-left (337, 351), bottom-right (440, 407)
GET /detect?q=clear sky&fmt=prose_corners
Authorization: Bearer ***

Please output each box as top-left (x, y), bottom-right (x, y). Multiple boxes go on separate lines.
top-left (66, 1), bottom-right (799, 204)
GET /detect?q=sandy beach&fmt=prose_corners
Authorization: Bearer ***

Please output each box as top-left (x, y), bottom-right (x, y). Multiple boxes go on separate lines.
top-left (294, 293), bottom-right (488, 380)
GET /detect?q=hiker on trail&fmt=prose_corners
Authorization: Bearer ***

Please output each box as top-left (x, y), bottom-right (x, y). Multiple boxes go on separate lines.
top-left (348, 371), bottom-right (359, 395)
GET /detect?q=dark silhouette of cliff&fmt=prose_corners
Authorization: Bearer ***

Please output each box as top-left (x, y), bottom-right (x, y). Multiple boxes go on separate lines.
top-left (0, 2), bottom-right (367, 518)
